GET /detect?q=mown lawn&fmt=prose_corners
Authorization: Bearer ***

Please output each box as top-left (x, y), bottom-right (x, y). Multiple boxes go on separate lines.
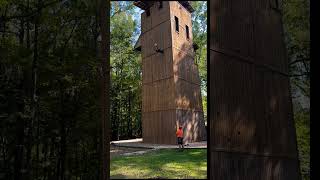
top-left (110, 149), bottom-right (207, 179)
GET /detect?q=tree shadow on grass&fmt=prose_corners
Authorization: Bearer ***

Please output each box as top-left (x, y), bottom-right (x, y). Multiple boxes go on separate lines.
top-left (111, 174), bottom-right (128, 179)
top-left (110, 149), bottom-right (207, 179)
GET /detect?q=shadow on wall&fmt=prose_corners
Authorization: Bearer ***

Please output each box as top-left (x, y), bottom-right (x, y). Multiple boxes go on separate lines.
top-left (209, 50), bottom-right (299, 179)
top-left (173, 41), bottom-right (207, 144)
top-left (210, 50), bottom-right (296, 156)
top-left (141, 40), bottom-right (207, 144)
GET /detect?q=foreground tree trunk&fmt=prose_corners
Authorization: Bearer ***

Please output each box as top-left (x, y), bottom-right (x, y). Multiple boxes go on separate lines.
top-left (14, 114), bottom-right (24, 180)
top-left (99, 0), bottom-right (110, 179)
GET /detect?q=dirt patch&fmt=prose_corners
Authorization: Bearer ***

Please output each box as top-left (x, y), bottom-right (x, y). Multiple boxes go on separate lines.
top-left (110, 144), bottom-right (151, 159)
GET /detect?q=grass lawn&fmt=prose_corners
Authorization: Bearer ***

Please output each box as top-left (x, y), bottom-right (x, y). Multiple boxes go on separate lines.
top-left (110, 148), bottom-right (207, 179)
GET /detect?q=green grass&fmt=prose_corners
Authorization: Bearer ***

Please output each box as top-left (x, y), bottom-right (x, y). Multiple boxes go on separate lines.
top-left (110, 149), bottom-right (207, 179)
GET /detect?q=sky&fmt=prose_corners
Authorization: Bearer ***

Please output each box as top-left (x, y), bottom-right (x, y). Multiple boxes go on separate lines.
top-left (132, 6), bottom-right (143, 44)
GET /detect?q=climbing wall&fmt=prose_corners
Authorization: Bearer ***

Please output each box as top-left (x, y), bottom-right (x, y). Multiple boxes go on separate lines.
top-left (209, 0), bottom-right (301, 179)
top-left (138, 1), bottom-right (207, 144)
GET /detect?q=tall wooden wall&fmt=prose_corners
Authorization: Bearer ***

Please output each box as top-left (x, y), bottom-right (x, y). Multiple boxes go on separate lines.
top-left (170, 1), bottom-right (207, 144)
top-left (209, 0), bottom-right (301, 179)
top-left (139, 1), bottom-right (206, 144)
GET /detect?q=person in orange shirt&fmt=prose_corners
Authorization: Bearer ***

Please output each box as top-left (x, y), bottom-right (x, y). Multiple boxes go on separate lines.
top-left (176, 126), bottom-right (184, 150)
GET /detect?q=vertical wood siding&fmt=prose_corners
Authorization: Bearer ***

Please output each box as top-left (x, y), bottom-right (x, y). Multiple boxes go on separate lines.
top-left (210, 0), bottom-right (301, 179)
top-left (139, 1), bottom-right (207, 145)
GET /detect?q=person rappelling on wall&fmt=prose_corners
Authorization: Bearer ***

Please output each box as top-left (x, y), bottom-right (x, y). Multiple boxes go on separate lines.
top-left (176, 126), bottom-right (184, 151)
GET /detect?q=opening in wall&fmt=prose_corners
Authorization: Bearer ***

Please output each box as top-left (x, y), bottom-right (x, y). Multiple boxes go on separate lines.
top-left (175, 16), bottom-right (179, 32)
top-left (159, 1), bottom-right (163, 9)
top-left (186, 25), bottom-right (190, 39)
top-left (146, 9), bottom-right (150, 16)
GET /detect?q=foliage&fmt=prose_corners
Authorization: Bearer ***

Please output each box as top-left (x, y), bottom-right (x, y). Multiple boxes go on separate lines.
top-left (282, 0), bottom-right (310, 179)
top-left (283, 0), bottom-right (310, 99)
top-left (191, 1), bottom-right (207, 123)
top-left (110, 1), bottom-right (142, 140)
top-left (0, 0), bottom-right (101, 179)
top-left (294, 110), bottom-right (310, 180)
top-left (110, 149), bottom-right (207, 179)
top-left (0, 1), bottom-right (208, 178)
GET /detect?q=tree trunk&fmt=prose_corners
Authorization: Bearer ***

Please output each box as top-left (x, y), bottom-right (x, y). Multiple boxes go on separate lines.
top-left (31, 5), bottom-right (39, 179)
top-left (99, 0), bottom-right (109, 178)
top-left (112, 94), bottom-right (118, 140)
top-left (59, 119), bottom-right (66, 180)
top-left (19, 18), bottom-right (24, 45)
top-left (57, 74), bottom-right (66, 180)
top-left (128, 91), bottom-right (132, 138)
top-left (49, 137), bottom-right (55, 180)
top-left (42, 140), bottom-right (48, 180)
top-left (14, 114), bottom-right (24, 180)
top-left (26, 0), bottom-right (30, 49)
top-left (36, 107), bottom-right (40, 179)
top-left (2, 7), bottom-right (8, 39)
top-left (1, 137), bottom-right (6, 170)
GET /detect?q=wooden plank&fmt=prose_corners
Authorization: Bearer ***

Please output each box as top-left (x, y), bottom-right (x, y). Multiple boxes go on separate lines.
top-left (175, 79), bottom-right (202, 111)
top-left (141, 10), bottom-right (151, 33)
top-left (210, 0), bottom-right (301, 178)
top-left (211, 151), bottom-right (299, 180)
top-left (210, 50), bottom-right (298, 156)
top-left (172, 48), bottom-right (200, 85)
top-left (142, 56), bottom-right (152, 84)
top-left (141, 20), bottom-right (172, 59)
top-left (142, 110), bottom-right (177, 144)
top-left (151, 1), bottom-right (170, 28)
top-left (138, 1), bottom-right (206, 145)
top-left (175, 109), bottom-right (206, 144)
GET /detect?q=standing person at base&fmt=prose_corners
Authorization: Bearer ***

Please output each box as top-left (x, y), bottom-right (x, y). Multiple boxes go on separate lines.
top-left (176, 126), bottom-right (184, 151)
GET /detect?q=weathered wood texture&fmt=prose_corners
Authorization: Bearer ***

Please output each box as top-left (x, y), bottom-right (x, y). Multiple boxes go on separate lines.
top-left (210, 0), bottom-right (301, 179)
top-left (137, 1), bottom-right (206, 144)
top-left (170, 1), bottom-right (206, 143)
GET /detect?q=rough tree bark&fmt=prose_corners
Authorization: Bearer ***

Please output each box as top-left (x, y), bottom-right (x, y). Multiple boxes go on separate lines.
top-left (99, 0), bottom-right (110, 179)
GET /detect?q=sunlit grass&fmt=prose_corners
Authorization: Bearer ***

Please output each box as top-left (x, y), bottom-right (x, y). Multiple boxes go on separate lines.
top-left (110, 149), bottom-right (207, 179)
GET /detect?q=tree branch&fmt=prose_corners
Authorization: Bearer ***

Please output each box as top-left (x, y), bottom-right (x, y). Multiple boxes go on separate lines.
top-left (289, 58), bottom-right (310, 66)
top-left (111, 3), bottom-right (134, 18)
top-left (290, 73), bottom-right (309, 77)
top-left (4, 0), bottom-right (60, 21)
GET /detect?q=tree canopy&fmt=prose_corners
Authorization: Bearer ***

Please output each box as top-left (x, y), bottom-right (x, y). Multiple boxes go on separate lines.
top-left (283, 0), bottom-right (310, 179)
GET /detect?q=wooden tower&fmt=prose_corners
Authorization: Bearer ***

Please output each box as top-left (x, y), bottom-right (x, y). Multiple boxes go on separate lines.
top-left (210, 0), bottom-right (301, 179)
top-left (134, 1), bottom-right (207, 144)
